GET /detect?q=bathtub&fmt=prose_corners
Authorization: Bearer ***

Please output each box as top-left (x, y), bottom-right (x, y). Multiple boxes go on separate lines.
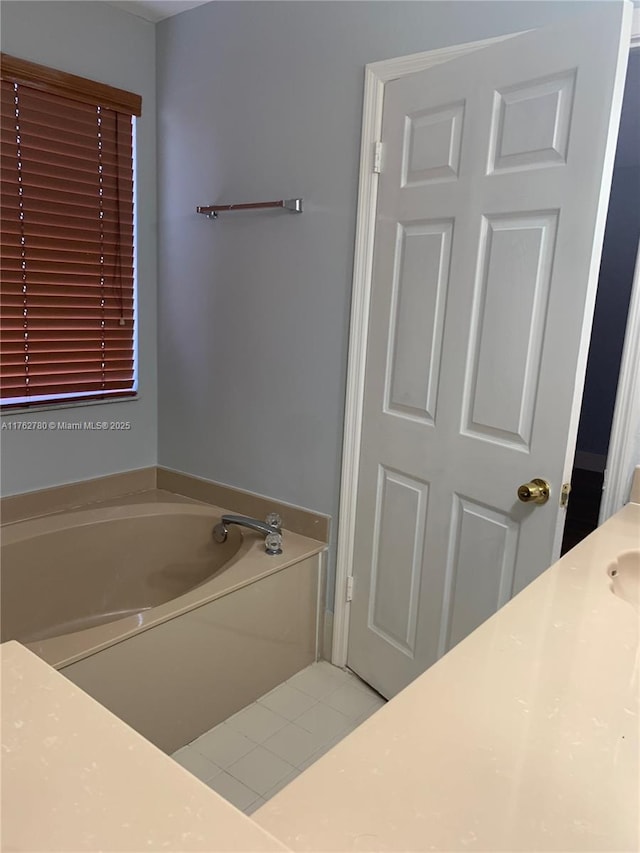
top-left (1, 497), bottom-right (325, 752)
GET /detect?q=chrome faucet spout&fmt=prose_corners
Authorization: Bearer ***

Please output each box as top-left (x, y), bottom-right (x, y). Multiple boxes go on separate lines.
top-left (219, 515), bottom-right (279, 538)
top-left (213, 514), bottom-right (283, 554)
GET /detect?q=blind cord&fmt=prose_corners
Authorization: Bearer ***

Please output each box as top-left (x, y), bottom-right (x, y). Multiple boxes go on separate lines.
top-left (114, 111), bottom-right (125, 325)
top-left (97, 105), bottom-right (106, 391)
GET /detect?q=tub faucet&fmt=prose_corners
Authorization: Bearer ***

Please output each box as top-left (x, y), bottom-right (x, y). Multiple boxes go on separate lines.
top-left (213, 513), bottom-right (283, 555)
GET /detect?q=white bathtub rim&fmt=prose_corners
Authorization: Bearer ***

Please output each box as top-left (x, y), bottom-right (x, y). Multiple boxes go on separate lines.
top-left (2, 501), bottom-right (225, 543)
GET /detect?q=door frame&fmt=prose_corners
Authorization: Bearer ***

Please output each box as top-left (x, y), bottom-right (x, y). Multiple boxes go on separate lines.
top-left (332, 19), bottom-right (640, 668)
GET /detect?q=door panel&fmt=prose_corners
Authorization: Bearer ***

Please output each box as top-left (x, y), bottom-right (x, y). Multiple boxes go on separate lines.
top-left (369, 467), bottom-right (428, 656)
top-left (443, 494), bottom-right (519, 652)
top-left (463, 211), bottom-right (557, 447)
top-left (488, 71), bottom-right (576, 173)
top-left (402, 101), bottom-right (465, 185)
top-left (385, 220), bottom-right (452, 423)
top-left (347, 4), bottom-right (630, 698)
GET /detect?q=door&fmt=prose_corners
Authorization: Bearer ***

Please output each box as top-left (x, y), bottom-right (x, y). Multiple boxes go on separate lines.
top-left (346, 4), bottom-right (631, 698)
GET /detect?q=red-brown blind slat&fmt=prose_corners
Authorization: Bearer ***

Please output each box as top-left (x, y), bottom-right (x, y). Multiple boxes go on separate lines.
top-left (0, 74), bottom-right (136, 408)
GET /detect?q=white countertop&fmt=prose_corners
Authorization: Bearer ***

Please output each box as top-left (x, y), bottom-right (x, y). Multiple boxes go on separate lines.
top-left (0, 640), bottom-right (290, 852)
top-left (254, 502), bottom-right (639, 852)
top-left (2, 499), bottom-right (638, 852)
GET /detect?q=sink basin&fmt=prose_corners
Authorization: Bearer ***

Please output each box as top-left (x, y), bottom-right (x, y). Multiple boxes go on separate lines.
top-left (607, 549), bottom-right (640, 611)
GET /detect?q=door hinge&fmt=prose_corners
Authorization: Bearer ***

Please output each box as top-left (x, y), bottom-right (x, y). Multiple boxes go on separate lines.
top-left (560, 482), bottom-right (572, 508)
top-left (373, 141), bottom-right (383, 174)
top-left (346, 575), bottom-right (354, 602)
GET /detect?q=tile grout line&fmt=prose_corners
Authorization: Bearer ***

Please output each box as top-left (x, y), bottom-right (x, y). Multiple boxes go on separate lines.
top-left (171, 661), bottom-right (386, 811)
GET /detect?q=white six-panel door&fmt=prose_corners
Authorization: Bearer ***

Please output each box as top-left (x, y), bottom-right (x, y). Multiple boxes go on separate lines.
top-left (346, 4), bottom-right (631, 698)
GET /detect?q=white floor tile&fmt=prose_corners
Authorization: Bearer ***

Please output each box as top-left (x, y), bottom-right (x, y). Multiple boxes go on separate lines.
top-left (174, 662), bottom-right (384, 806)
top-left (295, 702), bottom-right (353, 742)
top-left (352, 700), bottom-right (386, 726)
top-left (228, 745), bottom-right (297, 796)
top-left (245, 797), bottom-right (266, 814)
top-left (315, 660), bottom-right (351, 678)
top-left (171, 747), bottom-right (222, 782)
top-left (262, 721), bottom-right (330, 768)
top-left (297, 747), bottom-right (326, 772)
top-left (262, 768), bottom-right (298, 800)
top-left (226, 702), bottom-right (289, 743)
top-left (345, 672), bottom-right (385, 699)
top-left (296, 730), bottom-right (349, 771)
top-left (190, 723), bottom-right (255, 768)
top-left (323, 681), bottom-right (383, 719)
top-left (286, 661), bottom-right (351, 699)
top-left (258, 683), bottom-right (318, 721)
top-left (206, 771), bottom-right (261, 812)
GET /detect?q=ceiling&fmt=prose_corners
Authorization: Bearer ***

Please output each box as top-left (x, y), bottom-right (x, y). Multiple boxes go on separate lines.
top-left (108, 1), bottom-right (213, 23)
top-left (111, 1), bottom-right (640, 26)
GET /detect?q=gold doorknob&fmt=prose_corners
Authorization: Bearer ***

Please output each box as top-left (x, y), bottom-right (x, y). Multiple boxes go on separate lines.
top-left (517, 478), bottom-right (550, 505)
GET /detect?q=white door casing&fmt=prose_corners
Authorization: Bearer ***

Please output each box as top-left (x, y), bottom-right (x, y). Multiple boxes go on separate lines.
top-left (336, 4), bottom-right (632, 697)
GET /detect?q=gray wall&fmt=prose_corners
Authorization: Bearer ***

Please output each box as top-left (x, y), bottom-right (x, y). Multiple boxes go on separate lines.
top-left (157, 0), bottom-right (629, 608)
top-left (0, 1), bottom-right (157, 495)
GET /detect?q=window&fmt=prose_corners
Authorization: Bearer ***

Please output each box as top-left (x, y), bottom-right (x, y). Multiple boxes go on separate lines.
top-left (0, 54), bottom-right (141, 409)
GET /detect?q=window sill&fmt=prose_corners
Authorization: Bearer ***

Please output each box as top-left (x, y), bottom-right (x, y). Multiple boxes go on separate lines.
top-left (0, 394), bottom-right (139, 417)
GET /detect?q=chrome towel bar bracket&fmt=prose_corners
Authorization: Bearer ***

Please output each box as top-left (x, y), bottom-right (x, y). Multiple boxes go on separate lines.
top-left (196, 198), bottom-right (303, 220)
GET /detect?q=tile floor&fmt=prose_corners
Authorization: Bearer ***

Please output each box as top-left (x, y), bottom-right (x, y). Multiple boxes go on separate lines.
top-left (171, 661), bottom-right (386, 814)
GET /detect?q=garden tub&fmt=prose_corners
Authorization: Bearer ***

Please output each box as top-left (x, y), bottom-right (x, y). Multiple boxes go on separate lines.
top-left (1, 497), bottom-right (325, 752)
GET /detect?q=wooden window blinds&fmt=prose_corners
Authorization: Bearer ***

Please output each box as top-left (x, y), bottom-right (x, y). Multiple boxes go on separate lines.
top-left (0, 54), bottom-right (142, 409)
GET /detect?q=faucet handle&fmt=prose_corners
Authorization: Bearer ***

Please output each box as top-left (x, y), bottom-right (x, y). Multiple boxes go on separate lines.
top-left (266, 512), bottom-right (282, 530)
top-left (265, 530), bottom-right (283, 555)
